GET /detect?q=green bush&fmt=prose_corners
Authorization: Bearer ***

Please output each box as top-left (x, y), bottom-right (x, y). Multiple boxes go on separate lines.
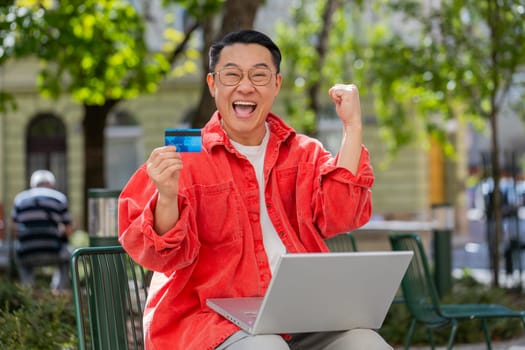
top-left (0, 276), bottom-right (31, 313)
top-left (0, 276), bottom-right (77, 350)
top-left (380, 272), bottom-right (525, 346)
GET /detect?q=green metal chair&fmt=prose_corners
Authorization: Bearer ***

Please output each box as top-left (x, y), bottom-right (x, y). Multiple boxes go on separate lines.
top-left (325, 232), bottom-right (406, 305)
top-left (71, 245), bottom-right (150, 350)
top-left (324, 232), bottom-right (358, 252)
top-left (389, 232), bottom-right (525, 350)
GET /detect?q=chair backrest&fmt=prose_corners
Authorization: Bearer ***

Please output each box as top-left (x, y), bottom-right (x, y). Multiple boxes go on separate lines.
top-left (389, 233), bottom-right (447, 326)
top-left (71, 245), bottom-right (150, 350)
top-left (325, 232), bottom-right (358, 252)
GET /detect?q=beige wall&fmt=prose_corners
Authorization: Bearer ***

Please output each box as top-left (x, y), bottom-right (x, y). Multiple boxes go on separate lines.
top-left (366, 128), bottom-right (430, 220)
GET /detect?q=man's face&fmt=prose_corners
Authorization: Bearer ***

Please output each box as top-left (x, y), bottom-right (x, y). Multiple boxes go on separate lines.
top-left (207, 43), bottom-right (282, 146)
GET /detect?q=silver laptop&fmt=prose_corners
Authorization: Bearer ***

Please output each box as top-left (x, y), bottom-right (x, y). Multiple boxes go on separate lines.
top-left (206, 251), bottom-right (413, 335)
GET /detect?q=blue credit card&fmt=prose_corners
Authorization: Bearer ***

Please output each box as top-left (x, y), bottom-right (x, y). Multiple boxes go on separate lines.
top-left (165, 128), bottom-right (202, 152)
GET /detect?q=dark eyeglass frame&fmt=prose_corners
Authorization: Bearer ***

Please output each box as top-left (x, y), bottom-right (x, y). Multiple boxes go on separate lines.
top-left (211, 66), bottom-right (276, 86)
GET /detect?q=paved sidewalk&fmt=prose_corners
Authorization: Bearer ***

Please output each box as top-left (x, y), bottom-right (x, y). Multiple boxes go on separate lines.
top-left (394, 333), bottom-right (525, 349)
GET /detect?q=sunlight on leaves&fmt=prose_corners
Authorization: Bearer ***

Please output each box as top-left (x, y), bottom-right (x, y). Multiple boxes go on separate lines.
top-left (15, 0), bottom-right (53, 9)
top-left (164, 27), bottom-right (184, 43)
top-left (81, 56), bottom-right (95, 71)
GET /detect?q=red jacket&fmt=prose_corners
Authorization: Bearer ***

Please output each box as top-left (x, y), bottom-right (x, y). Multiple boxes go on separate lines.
top-left (118, 112), bottom-right (374, 350)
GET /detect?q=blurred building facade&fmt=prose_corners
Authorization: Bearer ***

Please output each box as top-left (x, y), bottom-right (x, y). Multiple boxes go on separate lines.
top-left (1, 0), bottom-right (521, 239)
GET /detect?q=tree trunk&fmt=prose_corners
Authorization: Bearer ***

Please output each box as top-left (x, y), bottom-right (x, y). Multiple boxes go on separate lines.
top-left (82, 100), bottom-right (119, 229)
top-left (308, 0), bottom-right (342, 137)
top-left (454, 110), bottom-right (469, 237)
top-left (487, 0), bottom-right (504, 288)
top-left (489, 110), bottom-right (502, 288)
top-left (193, 0), bottom-right (262, 128)
top-left (193, 19), bottom-right (217, 128)
top-left (219, 0), bottom-right (261, 34)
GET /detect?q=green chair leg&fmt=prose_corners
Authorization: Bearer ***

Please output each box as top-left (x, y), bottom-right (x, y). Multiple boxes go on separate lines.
top-left (481, 320), bottom-right (492, 350)
top-left (447, 321), bottom-right (458, 350)
top-left (427, 328), bottom-right (436, 349)
top-left (404, 318), bottom-right (417, 350)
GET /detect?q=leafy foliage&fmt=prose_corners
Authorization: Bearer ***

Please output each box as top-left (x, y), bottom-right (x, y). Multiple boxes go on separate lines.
top-left (163, 0), bottom-right (225, 18)
top-left (1, 0), bottom-right (171, 106)
top-left (0, 277), bottom-right (77, 350)
top-left (366, 0), bottom-right (525, 157)
top-left (276, 0), bottom-right (525, 157)
top-left (275, 0), bottom-right (365, 134)
top-left (0, 91), bottom-right (17, 114)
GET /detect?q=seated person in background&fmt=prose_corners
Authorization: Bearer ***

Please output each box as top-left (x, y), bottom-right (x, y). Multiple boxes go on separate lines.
top-left (119, 29), bottom-right (390, 349)
top-left (11, 169), bottom-right (73, 292)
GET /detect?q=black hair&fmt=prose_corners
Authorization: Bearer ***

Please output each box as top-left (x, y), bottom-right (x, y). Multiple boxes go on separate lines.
top-left (209, 29), bottom-right (282, 73)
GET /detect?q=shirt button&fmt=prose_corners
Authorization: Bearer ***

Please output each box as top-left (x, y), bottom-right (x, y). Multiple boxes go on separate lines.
top-left (278, 231), bottom-right (285, 237)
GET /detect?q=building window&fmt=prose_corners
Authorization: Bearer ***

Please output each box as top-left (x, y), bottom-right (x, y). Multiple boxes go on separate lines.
top-left (26, 113), bottom-right (68, 194)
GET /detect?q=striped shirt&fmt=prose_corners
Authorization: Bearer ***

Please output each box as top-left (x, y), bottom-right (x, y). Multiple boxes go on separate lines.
top-left (12, 187), bottom-right (71, 265)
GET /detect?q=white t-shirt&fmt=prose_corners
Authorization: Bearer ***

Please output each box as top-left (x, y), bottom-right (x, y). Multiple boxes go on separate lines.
top-left (230, 125), bottom-right (287, 274)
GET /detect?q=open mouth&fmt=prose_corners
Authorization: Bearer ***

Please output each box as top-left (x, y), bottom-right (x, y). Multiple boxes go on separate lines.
top-left (233, 101), bottom-right (257, 116)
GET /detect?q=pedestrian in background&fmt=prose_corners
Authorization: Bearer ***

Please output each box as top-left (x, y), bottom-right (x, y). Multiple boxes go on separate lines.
top-left (11, 169), bottom-right (73, 292)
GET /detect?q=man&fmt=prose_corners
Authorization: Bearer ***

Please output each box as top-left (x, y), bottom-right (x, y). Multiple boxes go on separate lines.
top-left (119, 30), bottom-right (390, 349)
top-left (12, 169), bottom-right (73, 291)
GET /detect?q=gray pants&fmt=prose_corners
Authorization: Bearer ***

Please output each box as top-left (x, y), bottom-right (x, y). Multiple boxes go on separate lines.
top-left (17, 244), bottom-right (72, 291)
top-left (216, 329), bottom-right (393, 350)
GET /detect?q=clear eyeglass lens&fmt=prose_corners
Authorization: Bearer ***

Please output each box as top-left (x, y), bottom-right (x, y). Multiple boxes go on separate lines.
top-left (217, 67), bottom-right (272, 86)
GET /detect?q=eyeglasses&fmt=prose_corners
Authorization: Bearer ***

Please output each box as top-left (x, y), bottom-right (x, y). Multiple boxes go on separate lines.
top-left (211, 66), bottom-right (275, 86)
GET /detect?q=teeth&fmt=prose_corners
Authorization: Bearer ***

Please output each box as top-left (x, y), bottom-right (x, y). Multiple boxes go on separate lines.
top-left (233, 101), bottom-right (256, 106)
